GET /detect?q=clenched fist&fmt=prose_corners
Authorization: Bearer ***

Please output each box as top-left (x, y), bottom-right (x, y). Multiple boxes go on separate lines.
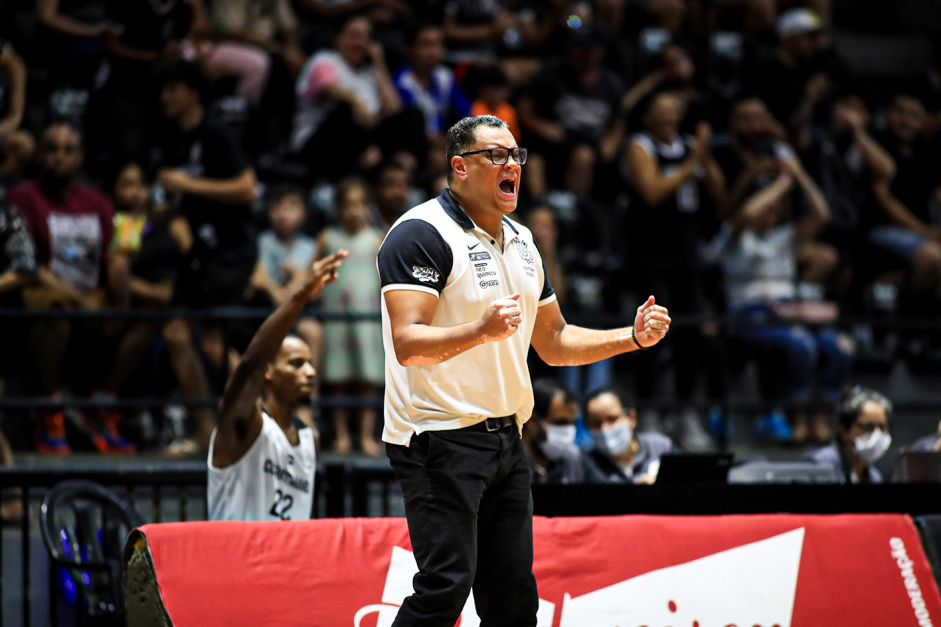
top-left (633, 295), bottom-right (671, 348)
top-left (479, 293), bottom-right (523, 343)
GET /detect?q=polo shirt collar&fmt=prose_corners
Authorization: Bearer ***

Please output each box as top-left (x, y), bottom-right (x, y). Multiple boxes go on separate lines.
top-left (437, 187), bottom-right (519, 236)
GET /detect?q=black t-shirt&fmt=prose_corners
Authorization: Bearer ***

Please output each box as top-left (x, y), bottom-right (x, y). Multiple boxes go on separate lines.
top-left (524, 59), bottom-right (625, 145)
top-left (105, 0), bottom-right (191, 97)
top-left (875, 131), bottom-right (941, 226)
top-left (803, 130), bottom-right (874, 232)
top-left (157, 117), bottom-right (257, 262)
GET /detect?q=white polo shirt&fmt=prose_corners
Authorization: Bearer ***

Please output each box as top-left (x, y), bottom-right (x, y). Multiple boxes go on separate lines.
top-left (377, 189), bottom-right (556, 445)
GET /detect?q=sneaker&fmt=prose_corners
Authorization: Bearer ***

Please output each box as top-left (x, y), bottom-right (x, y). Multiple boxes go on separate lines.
top-left (753, 410), bottom-right (794, 443)
top-left (35, 411), bottom-right (71, 455)
top-left (707, 407), bottom-right (733, 438)
top-left (678, 408), bottom-right (715, 452)
top-left (96, 410), bottom-right (137, 454)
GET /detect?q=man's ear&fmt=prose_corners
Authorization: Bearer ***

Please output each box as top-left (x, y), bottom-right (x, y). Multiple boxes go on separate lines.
top-left (450, 156), bottom-right (468, 180)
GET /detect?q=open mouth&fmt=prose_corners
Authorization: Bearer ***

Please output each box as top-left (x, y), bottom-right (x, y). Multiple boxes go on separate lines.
top-left (499, 178), bottom-right (517, 195)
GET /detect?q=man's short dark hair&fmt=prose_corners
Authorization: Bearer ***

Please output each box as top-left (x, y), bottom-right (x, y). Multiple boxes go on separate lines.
top-left (157, 59), bottom-right (212, 102)
top-left (445, 115), bottom-right (508, 179)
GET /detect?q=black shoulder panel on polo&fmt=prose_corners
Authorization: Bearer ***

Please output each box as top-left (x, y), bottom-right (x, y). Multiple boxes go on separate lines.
top-left (532, 239), bottom-right (556, 302)
top-left (378, 219), bottom-right (453, 294)
top-left (437, 188), bottom-right (474, 229)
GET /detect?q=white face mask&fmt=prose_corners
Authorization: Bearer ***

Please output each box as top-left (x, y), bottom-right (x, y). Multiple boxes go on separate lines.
top-left (592, 420), bottom-right (632, 456)
top-left (854, 430), bottom-right (891, 464)
top-left (537, 424), bottom-right (576, 462)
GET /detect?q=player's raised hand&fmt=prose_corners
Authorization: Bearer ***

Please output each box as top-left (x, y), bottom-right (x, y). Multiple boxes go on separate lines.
top-left (633, 295), bottom-right (671, 348)
top-left (302, 250), bottom-right (348, 299)
top-left (479, 293), bottom-right (523, 342)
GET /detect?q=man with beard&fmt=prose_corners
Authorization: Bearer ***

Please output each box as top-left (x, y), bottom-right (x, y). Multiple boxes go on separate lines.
top-left (7, 122), bottom-right (122, 454)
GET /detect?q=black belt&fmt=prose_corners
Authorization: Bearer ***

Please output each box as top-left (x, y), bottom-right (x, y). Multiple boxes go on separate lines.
top-left (465, 415), bottom-right (516, 433)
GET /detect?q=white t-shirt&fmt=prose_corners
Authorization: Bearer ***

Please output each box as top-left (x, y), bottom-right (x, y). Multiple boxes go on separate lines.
top-left (207, 412), bottom-right (316, 521)
top-left (377, 189), bottom-right (557, 445)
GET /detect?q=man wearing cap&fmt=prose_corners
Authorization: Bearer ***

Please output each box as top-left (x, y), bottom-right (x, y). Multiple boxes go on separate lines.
top-left (746, 8), bottom-right (842, 138)
top-left (378, 114), bottom-right (671, 626)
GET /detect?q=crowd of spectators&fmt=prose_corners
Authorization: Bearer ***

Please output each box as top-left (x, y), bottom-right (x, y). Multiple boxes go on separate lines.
top-left (0, 0), bottom-right (939, 462)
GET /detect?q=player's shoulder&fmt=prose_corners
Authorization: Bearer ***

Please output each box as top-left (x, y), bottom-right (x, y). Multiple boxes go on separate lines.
top-left (383, 198), bottom-right (452, 242)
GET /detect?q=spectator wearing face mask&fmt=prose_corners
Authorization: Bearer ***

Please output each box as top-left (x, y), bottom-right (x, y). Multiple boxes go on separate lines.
top-left (584, 389), bottom-right (677, 485)
top-left (521, 379), bottom-right (604, 485)
top-left (803, 385), bottom-right (892, 483)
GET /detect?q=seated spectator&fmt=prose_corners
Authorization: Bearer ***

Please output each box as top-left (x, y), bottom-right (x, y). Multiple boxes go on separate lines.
top-left (803, 91), bottom-right (896, 300)
top-left (6, 122), bottom-right (123, 454)
top-left (517, 21), bottom-right (625, 198)
top-left (154, 60), bottom-right (259, 457)
top-left (0, 129), bottom-right (35, 196)
top-left (91, 163), bottom-right (190, 445)
top-left (585, 389), bottom-right (677, 484)
top-left (705, 150), bottom-right (853, 444)
top-left (522, 379), bottom-right (604, 484)
top-left (623, 91), bottom-right (726, 450)
top-left (468, 64), bottom-right (520, 141)
top-left (314, 178), bottom-right (384, 455)
top-left (393, 22), bottom-right (471, 181)
top-left (0, 39), bottom-right (25, 138)
top-left (290, 14), bottom-right (425, 181)
top-left (370, 160), bottom-right (412, 231)
top-left (804, 385), bottom-right (892, 483)
top-left (249, 184), bottom-right (323, 426)
top-left (745, 8), bottom-right (840, 142)
top-left (870, 91), bottom-right (941, 323)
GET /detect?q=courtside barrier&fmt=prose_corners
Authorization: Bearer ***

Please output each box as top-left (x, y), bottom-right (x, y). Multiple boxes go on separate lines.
top-left (126, 514), bottom-right (941, 626)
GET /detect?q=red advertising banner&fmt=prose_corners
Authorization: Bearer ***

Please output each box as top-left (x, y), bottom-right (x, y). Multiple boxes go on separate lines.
top-left (137, 514), bottom-right (941, 626)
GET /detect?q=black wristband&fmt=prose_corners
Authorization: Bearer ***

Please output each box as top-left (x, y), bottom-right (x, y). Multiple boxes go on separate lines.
top-left (631, 326), bottom-right (649, 350)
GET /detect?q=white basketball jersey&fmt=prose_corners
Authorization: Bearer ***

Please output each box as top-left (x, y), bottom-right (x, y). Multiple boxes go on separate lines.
top-left (207, 412), bottom-right (316, 521)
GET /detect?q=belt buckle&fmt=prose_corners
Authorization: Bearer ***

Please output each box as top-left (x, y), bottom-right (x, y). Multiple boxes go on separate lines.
top-left (485, 418), bottom-right (500, 432)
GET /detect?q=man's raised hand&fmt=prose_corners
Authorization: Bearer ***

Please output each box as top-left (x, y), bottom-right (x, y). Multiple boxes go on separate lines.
top-left (633, 295), bottom-right (671, 348)
top-left (302, 250), bottom-right (348, 299)
top-left (479, 293), bottom-right (523, 343)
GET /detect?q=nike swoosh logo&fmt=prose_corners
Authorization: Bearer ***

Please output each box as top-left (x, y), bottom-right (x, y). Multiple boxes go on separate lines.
top-left (467, 243), bottom-right (480, 250)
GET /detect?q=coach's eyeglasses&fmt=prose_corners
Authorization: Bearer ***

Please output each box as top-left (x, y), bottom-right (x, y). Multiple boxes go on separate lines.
top-left (458, 146), bottom-right (528, 166)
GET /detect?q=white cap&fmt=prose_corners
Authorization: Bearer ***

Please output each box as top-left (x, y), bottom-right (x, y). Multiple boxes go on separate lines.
top-left (776, 8), bottom-right (823, 39)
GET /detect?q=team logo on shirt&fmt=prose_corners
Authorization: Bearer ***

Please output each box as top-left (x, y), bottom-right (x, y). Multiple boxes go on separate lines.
top-left (411, 266), bottom-right (440, 283)
top-left (517, 240), bottom-right (535, 265)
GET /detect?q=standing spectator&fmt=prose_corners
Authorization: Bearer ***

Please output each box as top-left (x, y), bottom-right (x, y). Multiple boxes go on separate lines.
top-left (870, 92), bottom-right (941, 323)
top-left (34, 0), bottom-right (112, 93)
top-left (155, 60), bottom-right (259, 456)
top-left (585, 389), bottom-right (677, 484)
top-left (522, 379), bottom-right (604, 484)
top-left (393, 22), bottom-right (471, 181)
top-left (623, 91), bottom-right (726, 450)
top-left (249, 184), bottom-right (323, 426)
top-left (88, 0), bottom-right (193, 168)
top-left (291, 14), bottom-right (425, 180)
top-left (7, 123), bottom-right (120, 454)
top-left (315, 178), bottom-right (384, 455)
top-left (804, 385), bottom-right (891, 483)
top-left (706, 152), bottom-right (854, 443)
top-left (517, 21), bottom-right (625, 198)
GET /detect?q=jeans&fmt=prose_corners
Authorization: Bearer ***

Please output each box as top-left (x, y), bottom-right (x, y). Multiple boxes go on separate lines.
top-left (386, 425), bottom-right (538, 627)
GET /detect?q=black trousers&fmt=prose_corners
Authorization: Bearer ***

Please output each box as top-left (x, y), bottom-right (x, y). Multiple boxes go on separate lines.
top-left (386, 425), bottom-right (539, 627)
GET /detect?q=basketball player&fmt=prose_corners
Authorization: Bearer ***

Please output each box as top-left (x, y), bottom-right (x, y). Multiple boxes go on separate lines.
top-left (207, 250), bottom-right (347, 521)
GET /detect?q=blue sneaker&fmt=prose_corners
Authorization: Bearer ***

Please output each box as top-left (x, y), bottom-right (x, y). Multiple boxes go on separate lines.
top-left (753, 410), bottom-right (794, 443)
top-left (707, 408), bottom-right (733, 438)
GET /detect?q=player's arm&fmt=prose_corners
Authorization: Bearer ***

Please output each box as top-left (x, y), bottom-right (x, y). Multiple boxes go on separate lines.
top-left (530, 296), bottom-right (671, 366)
top-left (212, 251), bottom-right (347, 467)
